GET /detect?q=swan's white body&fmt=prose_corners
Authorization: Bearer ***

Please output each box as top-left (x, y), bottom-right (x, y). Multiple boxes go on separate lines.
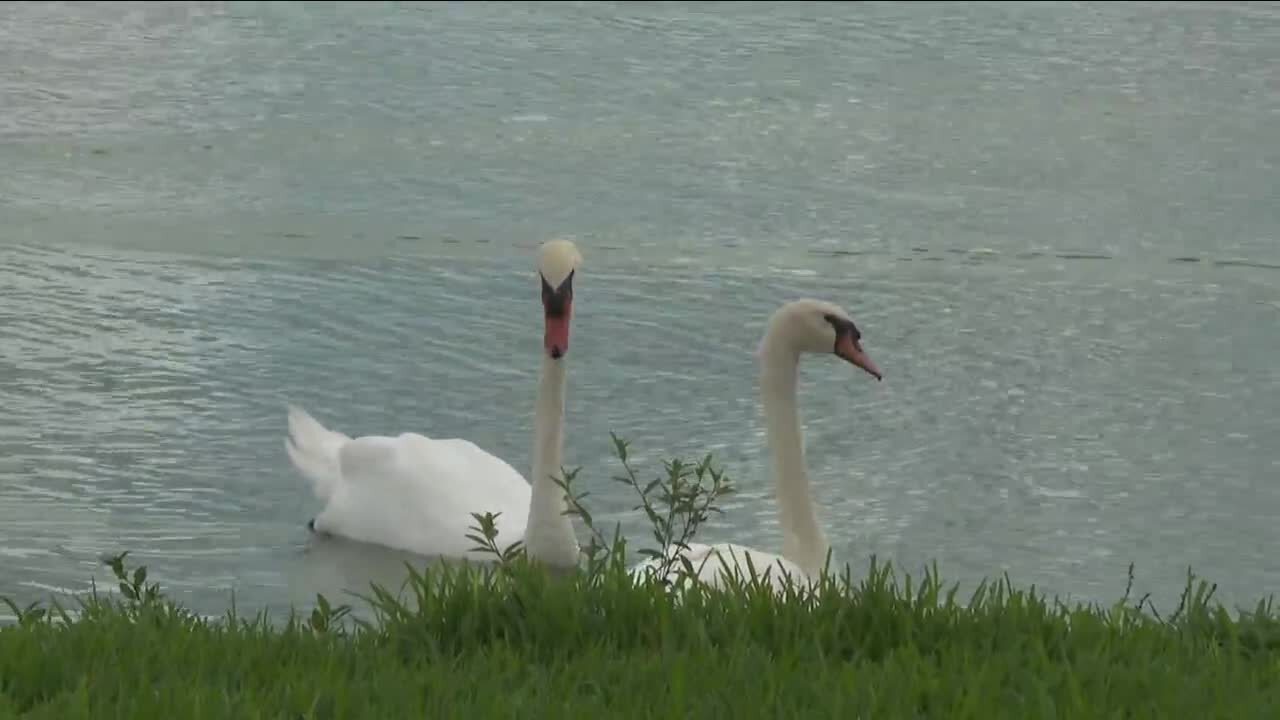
top-left (629, 299), bottom-right (882, 595)
top-left (285, 239), bottom-right (584, 568)
top-left (629, 542), bottom-right (810, 595)
top-left (286, 406), bottom-right (532, 557)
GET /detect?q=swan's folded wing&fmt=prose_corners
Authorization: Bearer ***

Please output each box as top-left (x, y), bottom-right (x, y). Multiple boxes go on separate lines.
top-left (327, 433), bottom-right (533, 556)
top-left (628, 543), bottom-right (810, 595)
top-left (699, 544), bottom-right (809, 591)
top-left (627, 543), bottom-right (716, 584)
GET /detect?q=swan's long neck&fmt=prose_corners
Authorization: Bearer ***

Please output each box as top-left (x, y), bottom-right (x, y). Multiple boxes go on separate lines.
top-left (521, 354), bottom-right (580, 567)
top-left (759, 340), bottom-right (829, 578)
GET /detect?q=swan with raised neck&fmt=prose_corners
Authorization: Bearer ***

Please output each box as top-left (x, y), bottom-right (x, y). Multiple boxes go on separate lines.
top-left (522, 238), bottom-right (583, 567)
top-left (284, 238), bottom-right (586, 570)
top-left (630, 297), bottom-right (882, 591)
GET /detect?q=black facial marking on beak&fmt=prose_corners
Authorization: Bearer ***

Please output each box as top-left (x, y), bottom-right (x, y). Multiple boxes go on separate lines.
top-left (822, 313), bottom-right (861, 349)
top-left (541, 269), bottom-right (574, 317)
top-left (542, 269), bottom-right (575, 359)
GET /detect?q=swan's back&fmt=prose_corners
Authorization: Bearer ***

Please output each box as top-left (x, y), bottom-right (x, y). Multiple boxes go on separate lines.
top-left (629, 542), bottom-right (812, 596)
top-left (314, 431), bottom-right (533, 558)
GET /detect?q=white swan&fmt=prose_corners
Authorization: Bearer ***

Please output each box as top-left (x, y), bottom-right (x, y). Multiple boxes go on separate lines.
top-left (284, 239), bottom-right (583, 568)
top-left (629, 298), bottom-right (883, 594)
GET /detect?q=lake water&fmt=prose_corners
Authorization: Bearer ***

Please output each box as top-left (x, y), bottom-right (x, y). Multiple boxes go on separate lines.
top-left (2, 1), bottom-right (1278, 620)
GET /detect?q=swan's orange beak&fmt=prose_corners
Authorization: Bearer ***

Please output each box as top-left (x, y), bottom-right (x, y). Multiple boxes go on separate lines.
top-left (835, 334), bottom-right (882, 381)
top-left (544, 302), bottom-right (572, 359)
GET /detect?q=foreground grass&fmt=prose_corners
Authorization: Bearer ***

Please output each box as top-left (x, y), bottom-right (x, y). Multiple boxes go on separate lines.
top-left (1, 553), bottom-right (1278, 719)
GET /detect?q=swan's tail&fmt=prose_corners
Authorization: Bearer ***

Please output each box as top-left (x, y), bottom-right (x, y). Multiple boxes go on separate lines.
top-left (285, 404), bottom-right (350, 503)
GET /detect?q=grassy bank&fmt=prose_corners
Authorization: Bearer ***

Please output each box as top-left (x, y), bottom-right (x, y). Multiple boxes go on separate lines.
top-left (3, 553), bottom-right (1278, 718)
top-left (2, 440), bottom-right (1279, 718)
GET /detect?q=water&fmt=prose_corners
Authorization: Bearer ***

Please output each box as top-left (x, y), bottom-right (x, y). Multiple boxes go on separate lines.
top-left (1, 1), bottom-right (1277, 619)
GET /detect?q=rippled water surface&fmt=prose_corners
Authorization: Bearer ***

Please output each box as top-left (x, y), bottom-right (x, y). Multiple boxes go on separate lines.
top-left (2, 2), bottom-right (1278, 618)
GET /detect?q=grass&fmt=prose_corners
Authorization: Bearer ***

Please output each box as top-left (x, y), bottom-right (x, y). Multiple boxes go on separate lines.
top-left (2, 435), bottom-right (1279, 718)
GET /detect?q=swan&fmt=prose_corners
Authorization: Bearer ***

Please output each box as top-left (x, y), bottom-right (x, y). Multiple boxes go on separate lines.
top-left (284, 239), bottom-right (583, 568)
top-left (629, 298), bottom-right (883, 594)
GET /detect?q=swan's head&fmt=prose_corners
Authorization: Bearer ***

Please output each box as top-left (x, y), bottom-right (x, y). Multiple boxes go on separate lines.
top-left (537, 238), bottom-right (582, 359)
top-left (762, 299), bottom-right (882, 380)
